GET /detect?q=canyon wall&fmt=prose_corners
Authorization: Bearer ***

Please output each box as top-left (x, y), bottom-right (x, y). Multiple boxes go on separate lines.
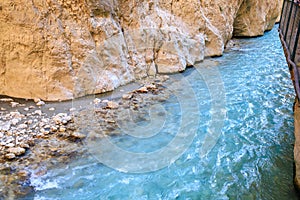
top-left (0, 0), bottom-right (281, 101)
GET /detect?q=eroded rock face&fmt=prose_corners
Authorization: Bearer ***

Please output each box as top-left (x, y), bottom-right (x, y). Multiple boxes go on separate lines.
top-left (0, 0), bottom-right (281, 101)
top-left (233, 0), bottom-right (281, 36)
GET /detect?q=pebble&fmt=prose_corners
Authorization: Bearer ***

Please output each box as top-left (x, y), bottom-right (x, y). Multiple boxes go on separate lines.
top-left (49, 107), bottom-right (55, 111)
top-left (0, 98), bottom-right (14, 102)
top-left (136, 86), bottom-right (148, 93)
top-left (93, 98), bottom-right (101, 104)
top-left (36, 101), bottom-right (45, 106)
top-left (0, 121), bottom-right (11, 131)
top-left (59, 127), bottom-right (66, 132)
top-left (106, 101), bottom-right (119, 109)
top-left (33, 98), bottom-right (41, 103)
top-left (18, 124), bottom-right (28, 129)
top-left (24, 107), bottom-right (29, 111)
top-left (7, 147), bottom-right (26, 156)
top-left (11, 118), bottom-right (20, 125)
top-left (71, 132), bottom-right (86, 139)
top-left (5, 153), bottom-right (16, 159)
top-left (10, 102), bottom-right (19, 108)
top-left (122, 93), bottom-right (133, 100)
top-left (6, 143), bottom-right (15, 148)
top-left (19, 143), bottom-right (29, 148)
top-left (146, 84), bottom-right (156, 89)
top-left (51, 126), bottom-right (58, 132)
top-left (34, 110), bottom-right (42, 116)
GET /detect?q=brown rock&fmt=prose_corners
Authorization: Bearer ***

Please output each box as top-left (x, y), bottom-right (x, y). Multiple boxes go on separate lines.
top-left (5, 153), bottom-right (16, 159)
top-left (70, 132), bottom-right (86, 139)
top-left (122, 93), bottom-right (133, 100)
top-left (107, 101), bottom-right (119, 109)
top-left (136, 86), bottom-right (148, 93)
top-left (7, 147), bottom-right (26, 156)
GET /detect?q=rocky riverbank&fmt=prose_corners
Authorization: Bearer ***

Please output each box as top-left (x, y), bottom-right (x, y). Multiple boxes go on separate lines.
top-left (0, 74), bottom-right (172, 199)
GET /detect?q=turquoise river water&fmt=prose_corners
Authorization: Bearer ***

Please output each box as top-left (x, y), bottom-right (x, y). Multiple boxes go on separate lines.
top-left (22, 25), bottom-right (299, 199)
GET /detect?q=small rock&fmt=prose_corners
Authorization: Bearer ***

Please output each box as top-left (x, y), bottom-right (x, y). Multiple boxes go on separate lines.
top-left (71, 132), bottom-right (86, 139)
top-left (17, 170), bottom-right (29, 178)
top-left (146, 84), bottom-right (156, 89)
top-left (24, 107), bottom-right (29, 111)
top-left (137, 86), bottom-right (148, 93)
top-left (36, 100), bottom-right (45, 106)
top-left (50, 126), bottom-right (58, 132)
top-left (163, 75), bottom-right (169, 80)
top-left (34, 110), bottom-right (42, 116)
top-left (49, 107), bottom-right (55, 111)
top-left (18, 124), bottom-right (28, 129)
top-left (107, 101), bottom-right (119, 109)
top-left (33, 98), bottom-right (41, 103)
top-left (93, 98), bottom-right (101, 104)
top-left (10, 102), bottom-right (19, 108)
top-left (6, 143), bottom-right (15, 148)
top-left (0, 107), bottom-right (6, 111)
top-left (59, 127), bottom-right (66, 132)
top-left (19, 143), bottom-right (29, 148)
top-left (11, 118), bottom-right (20, 125)
top-left (7, 147), bottom-right (26, 156)
top-left (69, 107), bottom-right (76, 112)
top-left (0, 121), bottom-right (11, 131)
top-left (0, 98), bottom-right (14, 102)
top-left (44, 125), bottom-right (50, 129)
top-left (5, 153), bottom-right (16, 159)
top-left (122, 93), bottom-right (133, 100)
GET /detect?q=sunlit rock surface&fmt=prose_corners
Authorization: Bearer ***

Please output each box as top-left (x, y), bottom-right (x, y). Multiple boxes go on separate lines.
top-left (0, 0), bottom-right (281, 100)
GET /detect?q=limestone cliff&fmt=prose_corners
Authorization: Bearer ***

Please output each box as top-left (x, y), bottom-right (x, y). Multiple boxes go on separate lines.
top-left (0, 0), bottom-right (281, 101)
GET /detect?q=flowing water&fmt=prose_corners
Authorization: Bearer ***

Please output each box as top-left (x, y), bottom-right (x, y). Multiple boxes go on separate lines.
top-left (22, 25), bottom-right (298, 199)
